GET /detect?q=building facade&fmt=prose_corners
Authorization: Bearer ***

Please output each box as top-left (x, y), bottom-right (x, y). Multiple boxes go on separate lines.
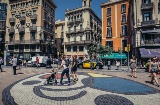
top-left (55, 20), bottom-right (65, 57)
top-left (101, 0), bottom-right (131, 52)
top-left (0, 0), bottom-right (7, 58)
top-left (131, 0), bottom-right (160, 62)
top-left (63, 0), bottom-right (102, 59)
top-left (5, 0), bottom-right (56, 59)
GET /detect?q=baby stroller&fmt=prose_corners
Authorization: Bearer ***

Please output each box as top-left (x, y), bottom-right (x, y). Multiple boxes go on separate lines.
top-left (44, 69), bottom-right (58, 85)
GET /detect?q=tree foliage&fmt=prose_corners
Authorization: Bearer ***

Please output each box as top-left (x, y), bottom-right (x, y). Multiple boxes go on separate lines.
top-left (88, 44), bottom-right (112, 55)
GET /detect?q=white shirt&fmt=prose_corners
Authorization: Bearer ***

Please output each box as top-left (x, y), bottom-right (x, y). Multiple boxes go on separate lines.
top-left (12, 58), bottom-right (17, 66)
top-left (61, 60), bottom-right (67, 69)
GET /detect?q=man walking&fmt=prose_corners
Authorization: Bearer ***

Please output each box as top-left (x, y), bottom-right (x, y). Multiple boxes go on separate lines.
top-left (57, 55), bottom-right (70, 85)
top-left (12, 56), bottom-right (17, 75)
top-left (107, 60), bottom-right (111, 70)
top-left (0, 57), bottom-right (3, 72)
top-left (71, 55), bottom-right (78, 81)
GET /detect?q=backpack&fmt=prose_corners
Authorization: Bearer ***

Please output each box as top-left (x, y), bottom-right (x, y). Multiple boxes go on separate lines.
top-left (64, 59), bottom-right (70, 67)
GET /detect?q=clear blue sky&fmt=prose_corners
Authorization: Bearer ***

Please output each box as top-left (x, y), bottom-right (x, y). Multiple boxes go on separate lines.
top-left (53, 0), bottom-right (108, 21)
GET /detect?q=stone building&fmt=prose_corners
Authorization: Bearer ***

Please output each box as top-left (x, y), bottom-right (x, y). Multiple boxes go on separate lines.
top-left (63, 0), bottom-right (102, 59)
top-left (55, 20), bottom-right (65, 57)
top-left (5, 0), bottom-right (56, 59)
top-left (130, 0), bottom-right (160, 62)
top-left (0, 0), bottom-right (7, 57)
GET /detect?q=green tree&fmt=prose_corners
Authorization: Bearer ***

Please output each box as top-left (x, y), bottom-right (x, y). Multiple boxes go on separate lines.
top-left (99, 45), bottom-right (112, 56)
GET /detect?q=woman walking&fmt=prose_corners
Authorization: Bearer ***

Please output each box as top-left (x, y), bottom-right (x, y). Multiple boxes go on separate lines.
top-left (149, 57), bottom-right (159, 87)
top-left (130, 56), bottom-right (137, 78)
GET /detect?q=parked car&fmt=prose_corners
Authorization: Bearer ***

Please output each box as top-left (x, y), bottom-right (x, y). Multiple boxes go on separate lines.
top-left (77, 60), bottom-right (103, 69)
top-left (27, 56), bottom-right (48, 67)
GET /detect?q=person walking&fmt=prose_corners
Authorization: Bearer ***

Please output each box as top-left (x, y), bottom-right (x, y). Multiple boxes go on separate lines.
top-left (107, 60), bottom-right (111, 70)
top-left (0, 57), bottom-right (3, 72)
top-left (57, 55), bottom-right (70, 85)
top-left (149, 57), bottom-right (159, 87)
top-left (36, 56), bottom-right (39, 68)
top-left (116, 61), bottom-right (120, 70)
top-left (12, 56), bottom-right (17, 75)
top-left (71, 55), bottom-right (78, 81)
top-left (130, 56), bottom-right (137, 78)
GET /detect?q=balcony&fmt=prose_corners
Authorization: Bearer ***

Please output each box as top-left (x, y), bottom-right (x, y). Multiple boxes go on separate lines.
top-left (30, 14), bottom-right (37, 20)
top-left (141, 20), bottom-right (156, 27)
top-left (8, 27), bottom-right (15, 34)
top-left (30, 26), bottom-right (37, 32)
top-left (67, 20), bottom-right (74, 26)
top-left (43, 27), bottom-right (55, 34)
top-left (18, 27), bottom-right (25, 33)
top-left (20, 16), bottom-right (26, 22)
top-left (9, 18), bottom-right (15, 23)
top-left (141, 39), bottom-right (160, 46)
top-left (106, 34), bottom-right (112, 38)
top-left (141, 3), bottom-right (154, 10)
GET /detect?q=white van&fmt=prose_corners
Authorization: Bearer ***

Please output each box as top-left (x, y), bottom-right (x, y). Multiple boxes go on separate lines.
top-left (27, 56), bottom-right (48, 67)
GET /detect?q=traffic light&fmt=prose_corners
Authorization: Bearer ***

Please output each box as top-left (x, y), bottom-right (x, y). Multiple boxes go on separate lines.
top-left (128, 44), bottom-right (130, 51)
top-left (119, 49), bottom-right (122, 54)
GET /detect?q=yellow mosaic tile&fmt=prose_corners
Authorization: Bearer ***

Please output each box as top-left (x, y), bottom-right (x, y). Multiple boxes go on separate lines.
top-left (88, 73), bottom-right (112, 78)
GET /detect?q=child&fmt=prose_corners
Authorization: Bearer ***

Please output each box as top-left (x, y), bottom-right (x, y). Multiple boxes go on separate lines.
top-left (46, 69), bottom-right (58, 85)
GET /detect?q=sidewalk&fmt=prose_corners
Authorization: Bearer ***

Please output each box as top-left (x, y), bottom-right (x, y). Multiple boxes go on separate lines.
top-left (0, 66), bottom-right (160, 105)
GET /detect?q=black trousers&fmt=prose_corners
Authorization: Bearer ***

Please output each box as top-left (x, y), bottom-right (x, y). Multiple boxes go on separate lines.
top-left (13, 66), bottom-right (17, 75)
top-left (0, 64), bottom-right (2, 72)
top-left (60, 68), bottom-right (70, 84)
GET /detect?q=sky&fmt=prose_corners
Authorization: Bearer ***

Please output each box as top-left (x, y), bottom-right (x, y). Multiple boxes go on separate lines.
top-left (53, 0), bottom-right (108, 21)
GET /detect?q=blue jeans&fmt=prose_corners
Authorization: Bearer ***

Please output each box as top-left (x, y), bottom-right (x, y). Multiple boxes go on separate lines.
top-left (60, 68), bottom-right (70, 84)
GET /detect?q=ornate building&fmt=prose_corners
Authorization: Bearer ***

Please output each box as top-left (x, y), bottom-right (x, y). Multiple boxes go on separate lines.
top-left (0, 0), bottom-right (7, 58)
top-left (130, 0), bottom-right (160, 63)
top-left (5, 0), bottom-right (56, 58)
top-left (63, 0), bottom-right (102, 59)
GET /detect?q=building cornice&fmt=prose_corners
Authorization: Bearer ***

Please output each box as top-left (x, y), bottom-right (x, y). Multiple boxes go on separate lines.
top-left (65, 7), bottom-right (102, 23)
top-left (101, 0), bottom-right (128, 7)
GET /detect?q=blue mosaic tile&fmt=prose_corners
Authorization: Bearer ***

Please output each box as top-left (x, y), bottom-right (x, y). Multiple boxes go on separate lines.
top-left (91, 77), bottom-right (159, 95)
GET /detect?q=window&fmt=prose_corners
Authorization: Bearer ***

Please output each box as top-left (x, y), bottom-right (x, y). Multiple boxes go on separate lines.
top-left (122, 14), bottom-right (126, 23)
top-left (107, 17), bottom-right (111, 26)
top-left (121, 4), bottom-right (126, 12)
top-left (80, 24), bottom-right (83, 31)
top-left (79, 46), bottom-right (84, 51)
top-left (80, 35), bottom-right (82, 41)
top-left (107, 8), bottom-right (111, 15)
top-left (19, 34), bottom-right (24, 42)
top-left (68, 27), bottom-right (70, 32)
top-left (121, 25), bottom-right (127, 36)
top-left (68, 37), bottom-right (70, 42)
top-left (31, 32), bottom-right (36, 40)
top-left (86, 33), bottom-right (90, 40)
top-left (122, 40), bottom-right (127, 50)
top-left (74, 36), bottom-right (76, 41)
top-left (74, 26), bottom-right (76, 32)
top-left (143, 12), bottom-right (151, 21)
top-left (74, 16), bottom-right (76, 21)
top-left (84, 1), bottom-right (86, 6)
top-left (106, 41), bottom-right (113, 47)
top-left (143, 0), bottom-right (150, 4)
top-left (107, 27), bottom-right (112, 37)
top-left (9, 34), bottom-right (14, 42)
top-left (73, 46), bottom-right (77, 52)
top-left (67, 46), bottom-right (71, 52)
top-left (61, 25), bottom-right (64, 30)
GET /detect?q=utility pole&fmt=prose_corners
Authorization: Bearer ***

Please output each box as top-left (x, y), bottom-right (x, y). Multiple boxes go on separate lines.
top-left (125, 44), bottom-right (130, 71)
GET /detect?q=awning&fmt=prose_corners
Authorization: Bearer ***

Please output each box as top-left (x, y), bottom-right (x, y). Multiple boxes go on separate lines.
top-left (139, 48), bottom-right (160, 58)
top-left (99, 53), bottom-right (127, 59)
top-left (141, 29), bottom-right (160, 34)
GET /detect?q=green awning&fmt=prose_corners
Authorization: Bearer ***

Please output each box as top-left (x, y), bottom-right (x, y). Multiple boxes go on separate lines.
top-left (99, 53), bottom-right (127, 59)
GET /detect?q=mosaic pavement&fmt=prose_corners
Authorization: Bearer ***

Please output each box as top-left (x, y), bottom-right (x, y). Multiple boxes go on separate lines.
top-left (2, 72), bottom-right (160, 105)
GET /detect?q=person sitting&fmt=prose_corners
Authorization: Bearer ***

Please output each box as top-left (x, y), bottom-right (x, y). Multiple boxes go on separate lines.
top-left (46, 69), bottom-right (58, 85)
